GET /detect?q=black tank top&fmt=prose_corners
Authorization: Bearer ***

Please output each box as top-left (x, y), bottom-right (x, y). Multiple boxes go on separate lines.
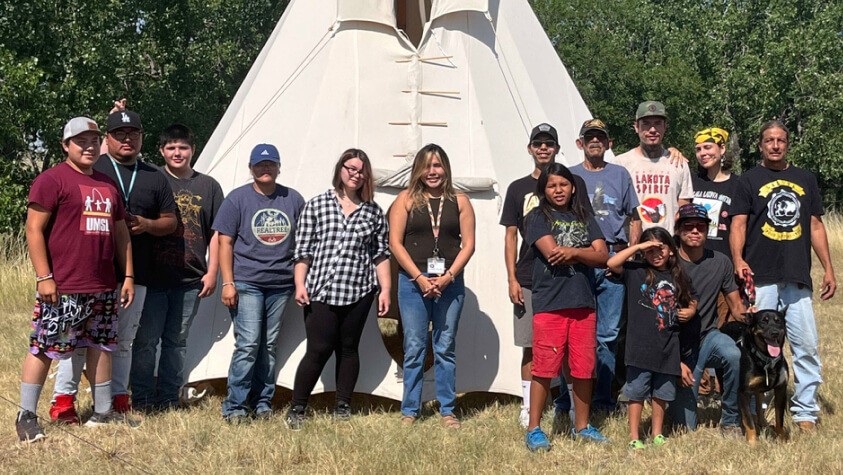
top-left (403, 197), bottom-right (462, 270)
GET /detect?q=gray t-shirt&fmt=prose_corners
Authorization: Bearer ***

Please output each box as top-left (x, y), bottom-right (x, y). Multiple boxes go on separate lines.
top-left (570, 163), bottom-right (639, 243)
top-left (678, 249), bottom-right (738, 354)
top-left (213, 182), bottom-right (305, 289)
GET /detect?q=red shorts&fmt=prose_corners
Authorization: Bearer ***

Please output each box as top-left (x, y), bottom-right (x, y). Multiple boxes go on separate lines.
top-left (531, 307), bottom-right (596, 379)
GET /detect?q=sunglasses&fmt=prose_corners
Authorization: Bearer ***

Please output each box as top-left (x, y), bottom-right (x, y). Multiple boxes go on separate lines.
top-left (342, 164), bottom-right (365, 177)
top-left (110, 130), bottom-right (141, 141)
top-left (680, 222), bottom-right (708, 233)
top-left (531, 140), bottom-right (557, 148)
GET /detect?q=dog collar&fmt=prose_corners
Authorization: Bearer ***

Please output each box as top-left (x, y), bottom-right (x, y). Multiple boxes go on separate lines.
top-left (740, 336), bottom-right (783, 387)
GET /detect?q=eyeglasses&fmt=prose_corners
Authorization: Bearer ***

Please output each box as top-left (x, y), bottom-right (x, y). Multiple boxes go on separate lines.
top-left (680, 222), bottom-right (708, 233)
top-left (342, 164), bottom-right (365, 177)
top-left (530, 140), bottom-right (557, 148)
top-left (110, 130), bottom-right (141, 141)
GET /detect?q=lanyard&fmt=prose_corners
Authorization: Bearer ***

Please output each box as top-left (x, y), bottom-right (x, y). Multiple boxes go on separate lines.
top-left (110, 158), bottom-right (138, 207)
top-left (426, 198), bottom-right (444, 256)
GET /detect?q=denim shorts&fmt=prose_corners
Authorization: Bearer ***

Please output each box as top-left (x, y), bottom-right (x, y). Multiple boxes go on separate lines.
top-left (624, 366), bottom-right (676, 402)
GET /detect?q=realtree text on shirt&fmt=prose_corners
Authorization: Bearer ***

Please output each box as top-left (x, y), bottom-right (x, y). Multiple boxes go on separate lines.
top-left (27, 162), bottom-right (127, 293)
top-left (623, 262), bottom-right (681, 376)
top-left (692, 173), bottom-right (738, 258)
top-left (213, 182), bottom-right (305, 289)
top-left (731, 164), bottom-right (823, 289)
top-left (524, 208), bottom-right (603, 314)
top-left (616, 148), bottom-right (694, 232)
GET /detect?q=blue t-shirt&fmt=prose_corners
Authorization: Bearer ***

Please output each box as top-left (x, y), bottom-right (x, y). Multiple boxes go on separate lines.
top-left (213, 183), bottom-right (305, 289)
top-left (570, 163), bottom-right (639, 243)
top-left (524, 208), bottom-right (603, 313)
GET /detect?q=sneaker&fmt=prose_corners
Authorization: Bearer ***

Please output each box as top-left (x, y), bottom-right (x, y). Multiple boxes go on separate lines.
top-left (285, 405), bottom-right (307, 431)
top-left (571, 424), bottom-right (610, 443)
top-left (518, 406), bottom-right (530, 429)
top-left (334, 402), bottom-right (352, 421)
top-left (651, 434), bottom-right (667, 447)
top-left (525, 427), bottom-right (551, 452)
top-left (112, 394), bottom-right (132, 414)
top-left (224, 413), bottom-right (251, 425)
top-left (255, 409), bottom-right (274, 421)
top-left (84, 410), bottom-right (142, 428)
top-left (16, 410), bottom-right (46, 443)
top-left (50, 394), bottom-right (79, 424)
top-left (628, 439), bottom-right (646, 450)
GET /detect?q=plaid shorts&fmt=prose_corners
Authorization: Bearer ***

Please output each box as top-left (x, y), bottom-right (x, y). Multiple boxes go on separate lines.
top-left (29, 291), bottom-right (119, 360)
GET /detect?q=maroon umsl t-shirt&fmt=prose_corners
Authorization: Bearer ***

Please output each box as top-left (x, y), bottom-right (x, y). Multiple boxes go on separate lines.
top-left (28, 162), bottom-right (127, 293)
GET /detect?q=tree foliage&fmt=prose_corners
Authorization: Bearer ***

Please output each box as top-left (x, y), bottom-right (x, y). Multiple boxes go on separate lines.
top-left (1, 0), bottom-right (842, 232)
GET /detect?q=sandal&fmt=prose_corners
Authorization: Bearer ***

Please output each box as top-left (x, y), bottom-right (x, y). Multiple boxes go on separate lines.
top-left (401, 415), bottom-right (416, 426)
top-left (441, 415), bottom-right (461, 429)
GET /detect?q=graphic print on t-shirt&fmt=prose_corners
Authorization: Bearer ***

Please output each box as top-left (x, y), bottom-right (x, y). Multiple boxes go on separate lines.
top-left (694, 196), bottom-right (724, 238)
top-left (78, 185), bottom-right (116, 235)
top-left (638, 196), bottom-right (666, 225)
top-left (521, 192), bottom-right (539, 218)
top-left (174, 189), bottom-right (203, 239)
top-left (548, 219), bottom-right (588, 277)
top-left (590, 181), bottom-right (615, 218)
top-left (639, 279), bottom-right (678, 330)
top-left (760, 179), bottom-right (805, 241)
top-left (251, 208), bottom-right (292, 245)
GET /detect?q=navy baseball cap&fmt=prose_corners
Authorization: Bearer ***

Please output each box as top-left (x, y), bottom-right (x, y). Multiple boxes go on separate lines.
top-left (249, 143), bottom-right (281, 166)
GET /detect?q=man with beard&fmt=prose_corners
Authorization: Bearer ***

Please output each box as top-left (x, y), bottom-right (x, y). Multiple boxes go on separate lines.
top-left (52, 107), bottom-right (177, 421)
top-left (616, 101), bottom-right (694, 239)
top-left (569, 119), bottom-right (640, 413)
top-left (500, 123), bottom-right (592, 428)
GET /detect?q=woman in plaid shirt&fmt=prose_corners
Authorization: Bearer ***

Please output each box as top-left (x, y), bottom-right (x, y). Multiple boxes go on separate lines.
top-left (285, 148), bottom-right (391, 429)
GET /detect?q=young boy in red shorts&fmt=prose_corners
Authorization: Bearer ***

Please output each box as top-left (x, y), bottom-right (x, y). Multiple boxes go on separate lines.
top-left (16, 117), bottom-right (134, 442)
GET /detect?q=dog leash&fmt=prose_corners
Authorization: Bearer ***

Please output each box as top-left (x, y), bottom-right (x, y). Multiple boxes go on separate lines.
top-left (739, 269), bottom-right (756, 309)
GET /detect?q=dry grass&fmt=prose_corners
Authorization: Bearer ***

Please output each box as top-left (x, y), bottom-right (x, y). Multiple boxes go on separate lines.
top-left (1, 224), bottom-right (843, 474)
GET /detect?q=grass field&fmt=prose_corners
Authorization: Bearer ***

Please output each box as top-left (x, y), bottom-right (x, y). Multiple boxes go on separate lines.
top-left (1, 221), bottom-right (843, 473)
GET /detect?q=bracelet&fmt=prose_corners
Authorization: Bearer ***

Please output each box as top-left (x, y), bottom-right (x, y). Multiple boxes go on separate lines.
top-left (446, 270), bottom-right (455, 279)
top-left (36, 273), bottom-right (54, 283)
top-left (124, 275), bottom-right (135, 279)
top-left (222, 282), bottom-right (235, 287)
top-left (411, 274), bottom-right (423, 282)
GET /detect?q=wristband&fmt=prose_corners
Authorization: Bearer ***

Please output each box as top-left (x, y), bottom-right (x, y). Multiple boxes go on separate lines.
top-left (222, 282), bottom-right (235, 287)
top-left (446, 270), bottom-right (455, 279)
top-left (124, 275), bottom-right (135, 279)
top-left (36, 273), bottom-right (54, 283)
top-left (411, 274), bottom-right (422, 282)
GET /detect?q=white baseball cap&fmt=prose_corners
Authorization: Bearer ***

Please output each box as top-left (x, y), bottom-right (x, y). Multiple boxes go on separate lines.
top-left (62, 116), bottom-right (101, 141)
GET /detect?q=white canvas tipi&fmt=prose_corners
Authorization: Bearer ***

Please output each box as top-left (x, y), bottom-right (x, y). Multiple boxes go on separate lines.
top-left (188, 0), bottom-right (595, 401)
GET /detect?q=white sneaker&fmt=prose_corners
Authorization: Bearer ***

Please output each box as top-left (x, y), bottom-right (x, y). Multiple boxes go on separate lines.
top-left (519, 406), bottom-right (530, 429)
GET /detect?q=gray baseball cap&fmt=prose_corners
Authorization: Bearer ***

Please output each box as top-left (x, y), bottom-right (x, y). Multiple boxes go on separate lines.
top-left (62, 117), bottom-right (101, 141)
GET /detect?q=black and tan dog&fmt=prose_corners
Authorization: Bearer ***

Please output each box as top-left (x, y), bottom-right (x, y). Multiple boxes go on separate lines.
top-left (720, 308), bottom-right (789, 445)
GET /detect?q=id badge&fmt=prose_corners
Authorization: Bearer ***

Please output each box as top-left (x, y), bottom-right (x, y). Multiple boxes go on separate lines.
top-left (427, 257), bottom-right (446, 275)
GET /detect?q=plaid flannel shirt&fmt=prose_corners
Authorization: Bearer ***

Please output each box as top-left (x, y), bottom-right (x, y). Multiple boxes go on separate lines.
top-left (293, 190), bottom-right (390, 306)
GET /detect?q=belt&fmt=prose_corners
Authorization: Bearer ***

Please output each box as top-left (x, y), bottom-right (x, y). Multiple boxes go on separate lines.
top-left (608, 242), bottom-right (628, 252)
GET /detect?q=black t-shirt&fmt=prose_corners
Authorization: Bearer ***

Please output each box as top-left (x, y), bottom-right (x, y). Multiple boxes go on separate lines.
top-left (731, 165), bottom-right (823, 288)
top-left (94, 155), bottom-right (177, 286)
top-left (524, 209), bottom-right (603, 313)
top-left (499, 173), bottom-right (593, 288)
top-left (692, 173), bottom-right (738, 258)
top-left (678, 250), bottom-right (738, 355)
top-left (623, 262), bottom-right (681, 376)
top-left (151, 171), bottom-right (224, 287)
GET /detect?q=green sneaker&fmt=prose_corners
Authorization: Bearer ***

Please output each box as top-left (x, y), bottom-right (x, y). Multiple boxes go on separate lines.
top-left (652, 434), bottom-right (667, 447)
top-left (628, 439), bottom-right (646, 450)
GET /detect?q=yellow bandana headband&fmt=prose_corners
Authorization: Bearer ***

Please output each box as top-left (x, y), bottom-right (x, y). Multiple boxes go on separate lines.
top-left (694, 127), bottom-right (729, 145)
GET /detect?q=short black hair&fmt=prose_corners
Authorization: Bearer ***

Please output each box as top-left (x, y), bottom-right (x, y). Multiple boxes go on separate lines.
top-left (159, 123), bottom-right (195, 148)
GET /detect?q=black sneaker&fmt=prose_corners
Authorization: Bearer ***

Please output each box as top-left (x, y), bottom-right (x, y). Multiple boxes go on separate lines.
top-left (285, 405), bottom-right (307, 431)
top-left (16, 410), bottom-right (46, 443)
top-left (84, 410), bottom-right (142, 428)
top-left (255, 409), bottom-right (274, 421)
top-left (334, 402), bottom-right (352, 421)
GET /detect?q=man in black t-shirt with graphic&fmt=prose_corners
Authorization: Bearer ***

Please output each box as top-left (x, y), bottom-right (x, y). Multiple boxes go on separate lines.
top-left (500, 123), bottom-right (592, 428)
top-left (52, 108), bottom-right (178, 420)
top-left (730, 120), bottom-right (836, 433)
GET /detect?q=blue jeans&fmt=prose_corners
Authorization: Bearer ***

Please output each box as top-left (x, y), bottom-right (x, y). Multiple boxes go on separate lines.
top-left (131, 282), bottom-right (202, 407)
top-left (668, 329), bottom-right (741, 429)
top-left (221, 283), bottom-right (291, 417)
top-left (756, 283), bottom-right (821, 423)
top-left (398, 271), bottom-right (465, 417)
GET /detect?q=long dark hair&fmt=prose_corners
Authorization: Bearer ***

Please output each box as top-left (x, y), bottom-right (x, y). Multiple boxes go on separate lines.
top-left (536, 163), bottom-right (590, 223)
top-left (641, 227), bottom-right (692, 306)
top-left (407, 143), bottom-right (456, 210)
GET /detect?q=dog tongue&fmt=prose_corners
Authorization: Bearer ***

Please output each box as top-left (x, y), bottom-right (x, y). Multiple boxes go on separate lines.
top-left (768, 344), bottom-right (781, 358)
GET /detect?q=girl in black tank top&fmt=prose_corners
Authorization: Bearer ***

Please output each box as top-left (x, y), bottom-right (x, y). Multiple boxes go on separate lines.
top-left (388, 144), bottom-right (476, 427)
